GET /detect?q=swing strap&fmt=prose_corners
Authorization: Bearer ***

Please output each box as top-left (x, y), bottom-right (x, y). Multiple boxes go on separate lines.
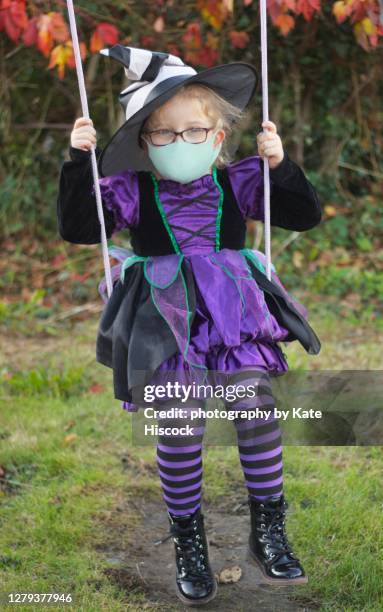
top-left (66, 0), bottom-right (113, 297)
top-left (260, 0), bottom-right (272, 280)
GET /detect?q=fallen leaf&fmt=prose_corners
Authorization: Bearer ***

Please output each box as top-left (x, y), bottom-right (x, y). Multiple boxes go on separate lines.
top-left (216, 565), bottom-right (242, 584)
top-left (63, 420), bottom-right (76, 431)
top-left (63, 433), bottom-right (79, 445)
top-left (89, 383), bottom-right (104, 394)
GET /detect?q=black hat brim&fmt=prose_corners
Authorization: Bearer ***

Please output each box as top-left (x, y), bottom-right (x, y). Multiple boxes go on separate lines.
top-left (98, 62), bottom-right (258, 177)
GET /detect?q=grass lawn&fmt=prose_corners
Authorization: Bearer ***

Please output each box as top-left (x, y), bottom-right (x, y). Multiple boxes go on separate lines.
top-left (1, 309), bottom-right (382, 611)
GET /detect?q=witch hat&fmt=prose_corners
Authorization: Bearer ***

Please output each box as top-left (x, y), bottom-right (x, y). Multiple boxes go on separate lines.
top-left (97, 45), bottom-right (259, 176)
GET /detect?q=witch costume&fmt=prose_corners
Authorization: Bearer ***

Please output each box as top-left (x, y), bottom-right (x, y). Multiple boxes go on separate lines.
top-left (57, 45), bottom-right (322, 412)
top-left (57, 45), bottom-right (323, 600)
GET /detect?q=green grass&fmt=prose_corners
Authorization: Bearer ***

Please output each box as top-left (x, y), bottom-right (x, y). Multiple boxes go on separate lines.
top-left (1, 312), bottom-right (382, 610)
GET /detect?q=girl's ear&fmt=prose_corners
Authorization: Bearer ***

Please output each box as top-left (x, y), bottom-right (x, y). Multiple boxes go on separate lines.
top-left (214, 129), bottom-right (225, 147)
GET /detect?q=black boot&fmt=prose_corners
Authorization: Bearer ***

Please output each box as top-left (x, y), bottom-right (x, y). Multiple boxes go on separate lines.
top-left (156, 507), bottom-right (217, 605)
top-left (248, 493), bottom-right (308, 584)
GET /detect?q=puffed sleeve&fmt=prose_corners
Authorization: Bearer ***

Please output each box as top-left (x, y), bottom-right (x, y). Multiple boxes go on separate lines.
top-left (226, 154), bottom-right (268, 220)
top-left (226, 151), bottom-right (322, 232)
top-left (91, 170), bottom-right (140, 231)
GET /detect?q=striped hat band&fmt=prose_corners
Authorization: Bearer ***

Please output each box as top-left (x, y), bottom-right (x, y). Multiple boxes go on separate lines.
top-left (100, 45), bottom-right (197, 122)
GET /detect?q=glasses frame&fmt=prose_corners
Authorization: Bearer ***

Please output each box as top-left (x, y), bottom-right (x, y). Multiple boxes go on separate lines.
top-left (140, 126), bottom-right (216, 147)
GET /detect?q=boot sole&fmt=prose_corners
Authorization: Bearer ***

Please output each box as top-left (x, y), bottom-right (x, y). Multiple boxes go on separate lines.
top-left (248, 546), bottom-right (308, 585)
top-left (175, 577), bottom-right (218, 607)
top-left (174, 536), bottom-right (218, 606)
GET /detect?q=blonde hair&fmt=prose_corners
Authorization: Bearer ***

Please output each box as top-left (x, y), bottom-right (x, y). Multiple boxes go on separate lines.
top-left (141, 83), bottom-right (249, 168)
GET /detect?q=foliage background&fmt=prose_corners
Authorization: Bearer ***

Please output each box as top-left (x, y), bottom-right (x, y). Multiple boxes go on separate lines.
top-left (0, 0), bottom-right (382, 326)
top-left (1, 4), bottom-right (383, 608)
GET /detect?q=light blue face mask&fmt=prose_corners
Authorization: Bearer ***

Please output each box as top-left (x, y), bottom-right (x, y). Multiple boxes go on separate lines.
top-left (146, 130), bottom-right (223, 184)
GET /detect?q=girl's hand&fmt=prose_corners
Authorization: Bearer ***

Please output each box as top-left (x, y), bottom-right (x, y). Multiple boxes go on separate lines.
top-left (70, 117), bottom-right (97, 151)
top-left (256, 120), bottom-right (284, 170)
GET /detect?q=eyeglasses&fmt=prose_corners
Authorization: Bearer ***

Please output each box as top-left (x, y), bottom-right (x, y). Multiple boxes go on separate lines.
top-left (141, 127), bottom-right (215, 146)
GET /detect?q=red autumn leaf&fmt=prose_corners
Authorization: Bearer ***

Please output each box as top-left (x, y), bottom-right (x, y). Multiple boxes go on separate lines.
top-left (296, 0), bottom-right (321, 22)
top-left (166, 42), bottom-right (181, 57)
top-left (197, 0), bottom-right (229, 30)
top-left (275, 13), bottom-right (295, 36)
top-left (90, 29), bottom-right (103, 53)
top-left (140, 35), bottom-right (156, 49)
top-left (200, 45), bottom-right (219, 67)
top-left (9, 0), bottom-right (28, 28)
top-left (267, 0), bottom-right (294, 26)
top-left (182, 30), bottom-right (219, 68)
top-left (182, 22), bottom-right (202, 50)
top-left (36, 14), bottom-right (54, 57)
top-left (48, 11), bottom-right (69, 43)
top-left (97, 22), bottom-right (119, 45)
top-left (0, 0), bottom-right (28, 42)
top-left (268, 0), bottom-right (295, 12)
top-left (22, 15), bottom-right (38, 46)
top-left (186, 41), bottom-right (219, 68)
top-left (90, 22), bottom-right (119, 52)
top-left (36, 12), bottom-right (70, 57)
top-left (228, 30), bottom-right (250, 49)
top-left (348, 0), bottom-right (373, 24)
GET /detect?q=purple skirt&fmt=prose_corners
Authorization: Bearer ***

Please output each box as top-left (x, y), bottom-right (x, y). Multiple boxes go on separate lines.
top-left (96, 248), bottom-right (314, 413)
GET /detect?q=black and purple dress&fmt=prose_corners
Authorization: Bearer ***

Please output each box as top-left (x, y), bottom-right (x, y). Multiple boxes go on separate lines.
top-left (57, 146), bottom-right (322, 411)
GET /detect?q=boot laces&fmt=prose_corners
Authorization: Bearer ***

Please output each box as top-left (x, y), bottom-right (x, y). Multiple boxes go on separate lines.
top-left (173, 523), bottom-right (210, 581)
top-left (257, 502), bottom-right (301, 568)
top-left (238, 496), bottom-right (301, 568)
top-left (154, 519), bottom-right (211, 582)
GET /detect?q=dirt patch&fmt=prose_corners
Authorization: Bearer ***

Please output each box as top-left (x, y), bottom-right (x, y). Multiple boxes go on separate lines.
top-left (98, 497), bottom-right (320, 611)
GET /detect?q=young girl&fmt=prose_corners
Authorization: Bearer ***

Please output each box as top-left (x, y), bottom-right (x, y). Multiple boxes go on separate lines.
top-left (57, 45), bottom-right (322, 606)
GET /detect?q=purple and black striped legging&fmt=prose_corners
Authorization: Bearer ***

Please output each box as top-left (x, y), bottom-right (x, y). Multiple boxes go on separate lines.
top-left (156, 370), bottom-right (283, 516)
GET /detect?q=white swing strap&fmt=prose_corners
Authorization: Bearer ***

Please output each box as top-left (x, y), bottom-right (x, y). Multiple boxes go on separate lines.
top-left (260, 0), bottom-right (272, 280)
top-left (66, 0), bottom-right (113, 298)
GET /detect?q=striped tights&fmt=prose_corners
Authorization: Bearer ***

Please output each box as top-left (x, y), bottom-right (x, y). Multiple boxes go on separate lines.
top-left (156, 371), bottom-right (283, 516)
